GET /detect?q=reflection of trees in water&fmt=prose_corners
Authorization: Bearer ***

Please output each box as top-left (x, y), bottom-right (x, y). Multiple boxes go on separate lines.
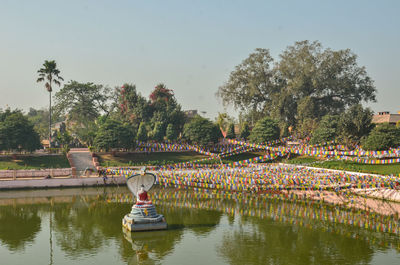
top-left (48, 191), bottom-right (221, 261)
top-left (145, 186), bottom-right (400, 264)
top-left (117, 207), bottom-right (186, 263)
top-left (147, 187), bottom-right (400, 243)
top-left (123, 228), bottom-right (178, 265)
top-left (0, 205), bottom-right (41, 251)
top-left (159, 205), bottom-right (222, 236)
top-left (119, 204), bottom-right (222, 263)
top-left (218, 217), bottom-right (375, 265)
top-left (52, 195), bottom-right (131, 257)
top-left (2, 186), bottom-right (398, 263)
top-left (53, 205), bottom-right (104, 256)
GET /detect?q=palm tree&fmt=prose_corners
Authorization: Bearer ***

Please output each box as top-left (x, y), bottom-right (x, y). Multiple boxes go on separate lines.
top-left (37, 60), bottom-right (63, 148)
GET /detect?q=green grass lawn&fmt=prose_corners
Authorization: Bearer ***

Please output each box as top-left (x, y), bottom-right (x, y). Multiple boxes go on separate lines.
top-left (313, 160), bottom-right (400, 176)
top-left (282, 155), bottom-right (320, 165)
top-left (97, 151), bottom-right (268, 167)
top-left (282, 155), bottom-right (400, 176)
top-left (0, 155), bottom-right (70, 170)
top-left (97, 151), bottom-right (207, 167)
top-left (200, 152), bottom-right (269, 164)
top-left (222, 152), bottom-right (267, 163)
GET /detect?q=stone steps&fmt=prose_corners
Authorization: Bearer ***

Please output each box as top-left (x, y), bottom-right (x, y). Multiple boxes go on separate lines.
top-left (68, 148), bottom-right (96, 176)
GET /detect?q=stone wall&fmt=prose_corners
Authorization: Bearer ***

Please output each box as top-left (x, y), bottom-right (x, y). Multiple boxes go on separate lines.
top-left (0, 168), bottom-right (72, 179)
top-left (0, 176), bottom-right (126, 190)
top-left (66, 152), bottom-right (77, 177)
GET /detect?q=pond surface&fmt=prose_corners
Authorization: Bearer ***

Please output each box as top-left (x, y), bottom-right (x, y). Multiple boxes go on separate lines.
top-left (0, 186), bottom-right (399, 265)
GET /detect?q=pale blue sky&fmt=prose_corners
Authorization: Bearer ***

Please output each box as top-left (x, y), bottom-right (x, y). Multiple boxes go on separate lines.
top-left (0, 0), bottom-right (399, 119)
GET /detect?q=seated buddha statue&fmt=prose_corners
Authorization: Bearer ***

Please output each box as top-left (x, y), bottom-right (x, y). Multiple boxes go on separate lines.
top-left (136, 184), bottom-right (152, 205)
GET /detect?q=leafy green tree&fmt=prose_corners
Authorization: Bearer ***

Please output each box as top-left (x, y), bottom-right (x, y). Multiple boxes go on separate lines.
top-left (27, 108), bottom-right (50, 140)
top-left (54, 81), bottom-right (111, 124)
top-left (275, 41), bottom-right (376, 126)
top-left (166, 123), bottom-right (178, 141)
top-left (137, 122), bottom-right (148, 142)
top-left (114, 83), bottom-right (185, 138)
top-left (226, 123), bottom-right (236, 139)
top-left (151, 122), bottom-right (165, 142)
top-left (27, 108), bottom-right (65, 143)
top-left (240, 122), bottom-right (250, 140)
top-left (310, 115), bottom-right (339, 144)
top-left (238, 109), bottom-right (266, 128)
top-left (54, 81), bottom-right (111, 144)
top-left (149, 83), bottom-right (185, 135)
top-left (217, 48), bottom-right (275, 114)
top-left (36, 60), bottom-right (63, 147)
top-left (93, 119), bottom-right (135, 151)
top-left (249, 117), bottom-right (280, 143)
top-left (362, 123), bottom-right (400, 150)
top-left (296, 97), bottom-right (318, 124)
top-left (217, 41), bottom-right (376, 130)
top-left (55, 131), bottom-right (72, 148)
top-left (74, 123), bottom-right (98, 147)
top-left (149, 83), bottom-right (174, 103)
top-left (296, 118), bottom-right (318, 139)
top-left (0, 109), bottom-right (41, 152)
top-left (183, 116), bottom-right (222, 145)
top-left (55, 130), bottom-right (72, 153)
top-left (338, 104), bottom-right (374, 145)
top-left (116, 83), bottom-right (152, 124)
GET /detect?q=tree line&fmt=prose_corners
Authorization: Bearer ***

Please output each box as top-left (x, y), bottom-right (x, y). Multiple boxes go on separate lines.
top-left (217, 40), bottom-right (400, 150)
top-left (1, 40), bottom-right (398, 152)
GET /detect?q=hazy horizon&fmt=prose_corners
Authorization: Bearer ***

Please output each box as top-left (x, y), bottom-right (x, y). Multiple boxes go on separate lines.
top-left (1, 0), bottom-right (399, 119)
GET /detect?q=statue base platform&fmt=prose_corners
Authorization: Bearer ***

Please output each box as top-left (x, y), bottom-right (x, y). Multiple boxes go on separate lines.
top-left (122, 203), bottom-right (167, 232)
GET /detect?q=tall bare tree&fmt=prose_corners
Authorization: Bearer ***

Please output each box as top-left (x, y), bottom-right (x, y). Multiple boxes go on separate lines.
top-left (37, 60), bottom-right (63, 148)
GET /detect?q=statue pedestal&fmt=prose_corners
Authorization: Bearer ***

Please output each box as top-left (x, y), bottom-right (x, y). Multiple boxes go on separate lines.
top-left (122, 203), bottom-right (167, 231)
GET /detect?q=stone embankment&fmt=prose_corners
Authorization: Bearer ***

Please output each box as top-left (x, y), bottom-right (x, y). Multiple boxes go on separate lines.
top-left (0, 148), bottom-right (120, 190)
top-left (0, 168), bottom-right (72, 179)
top-left (0, 176), bottom-right (126, 190)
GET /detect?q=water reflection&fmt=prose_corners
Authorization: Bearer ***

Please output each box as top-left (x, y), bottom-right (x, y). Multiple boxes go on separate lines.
top-left (123, 228), bottom-right (175, 265)
top-left (145, 188), bottom-right (400, 238)
top-left (0, 187), bottom-right (399, 265)
top-left (0, 206), bottom-right (41, 251)
top-left (111, 187), bottom-right (400, 264)
top-left (218, 217), bottom-right (375, 265)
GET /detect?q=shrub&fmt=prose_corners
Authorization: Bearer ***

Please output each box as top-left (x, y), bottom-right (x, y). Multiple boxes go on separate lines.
top-left (362, 123), bottom-right (400, 150)
top-left (249, 117), bottom-right (280, 143)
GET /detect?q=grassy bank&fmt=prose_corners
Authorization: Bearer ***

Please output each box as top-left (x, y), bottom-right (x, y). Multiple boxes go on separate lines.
top-left (97, 151), bottom-right (400, 175)
top-left (97, 151), bottom-right (269, 167)
top-left (313, 160), bottom-right (400, 176)
top-left (97, 151), bottom-right (207, 167)
top-left (282, 155), bottom-right (400, 176)
top-left (199, 152), bottom-right (268, 165)
top-left (0, 155), bottom-right (70, 170)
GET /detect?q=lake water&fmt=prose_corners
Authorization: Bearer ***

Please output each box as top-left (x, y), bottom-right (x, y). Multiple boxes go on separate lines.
top-left (0, 186), bottom-right (399, 265)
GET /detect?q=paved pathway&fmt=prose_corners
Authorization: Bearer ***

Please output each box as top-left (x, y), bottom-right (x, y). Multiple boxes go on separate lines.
top-left (69, 148), bottom-right (96, 176)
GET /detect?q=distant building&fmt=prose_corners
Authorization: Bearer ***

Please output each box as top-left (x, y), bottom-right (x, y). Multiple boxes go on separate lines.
top-left (52, 121), bottom-right (66, 132)
top-left (372, 111), bottom-right (400, 125)
top-left (184, 110), bottom-right (198, 118)
top-left (41, 139), bottom-right (50, 148)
